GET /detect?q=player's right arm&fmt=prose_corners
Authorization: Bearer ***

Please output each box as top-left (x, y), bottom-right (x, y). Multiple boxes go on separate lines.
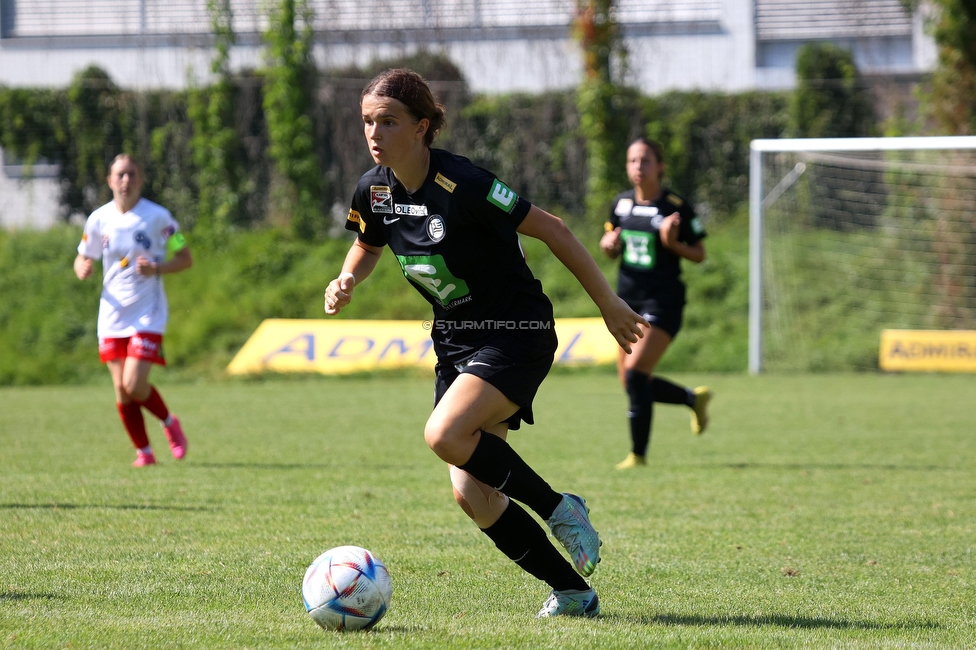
top-left (324, 239), bottom-right (384, 315)
top-left (74, 253), bottom-right (94, 280)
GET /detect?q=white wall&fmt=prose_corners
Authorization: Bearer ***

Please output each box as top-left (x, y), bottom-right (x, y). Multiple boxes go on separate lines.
top-left (0, 150), bottom-right (62, 230)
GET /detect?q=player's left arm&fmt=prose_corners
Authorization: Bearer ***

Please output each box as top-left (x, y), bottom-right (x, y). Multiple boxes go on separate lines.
top-left (517, 205), bottom-right (647, 353)
top-left (136, 231), bottom-right (192, 276)
top-left (659, 210), bottom-right (706, 264)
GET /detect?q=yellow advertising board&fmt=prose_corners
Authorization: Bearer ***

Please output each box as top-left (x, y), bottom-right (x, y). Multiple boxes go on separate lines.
top-left (226, 318), bottom-right (619, 376)
top-left (879, 329), bottom-right (976, 372)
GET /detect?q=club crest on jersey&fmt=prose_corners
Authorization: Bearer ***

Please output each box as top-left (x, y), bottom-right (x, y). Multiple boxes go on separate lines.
top-left (134, 231), bottom-right (151, 249)
top-left (426, 215), bottom-right (446, 242)
top-left (395, 203), bottom-right (428, 216)
top-left (370, 186), bottom-right (393, 214)
top-left (487, 179), bottom-right (518, 213)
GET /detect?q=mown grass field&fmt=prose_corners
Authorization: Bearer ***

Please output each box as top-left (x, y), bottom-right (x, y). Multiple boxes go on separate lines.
top-left (1, 371), bottom-right (974, 648)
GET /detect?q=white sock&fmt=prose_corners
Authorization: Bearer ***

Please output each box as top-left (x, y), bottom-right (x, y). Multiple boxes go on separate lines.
top-left (163, 414), bottom-right (174, 427)
top-left (139, 446), bottom-right (153, 455)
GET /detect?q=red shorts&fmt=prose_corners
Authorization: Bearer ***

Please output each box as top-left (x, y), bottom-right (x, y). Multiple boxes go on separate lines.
top-left (98, 333), bottom-right (167, 366)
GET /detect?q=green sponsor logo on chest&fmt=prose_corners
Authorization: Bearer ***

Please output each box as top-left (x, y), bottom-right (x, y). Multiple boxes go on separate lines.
top-left (620, 229), bottom-right (656, 270)
top-left (396, 254), bottom-right (470, 305)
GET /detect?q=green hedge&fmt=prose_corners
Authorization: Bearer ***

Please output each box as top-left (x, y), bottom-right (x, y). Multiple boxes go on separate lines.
top-left (0, 215), bottom-right (749, 385)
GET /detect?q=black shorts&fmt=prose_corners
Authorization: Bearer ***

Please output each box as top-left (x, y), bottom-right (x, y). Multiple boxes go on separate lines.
top-left (627, 297), bottom-right (685, 339)
top-left (434, 338), bottom-right (555, 431)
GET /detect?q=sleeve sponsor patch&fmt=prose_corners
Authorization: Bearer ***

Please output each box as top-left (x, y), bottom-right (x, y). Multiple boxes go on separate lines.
top-left (435, 173), bottom-right (457, 193)
top-left (487, 179), bottom-right (519, 213)
top-left (370, 186), bottom-right (393, 214)
top-left (166, 231), bottom-right (187, 255)
top-left (604, 221), bottom-right (616, 232)
top-left (666, 193), bottom-right (684, 207)
top-left (346, 209), bottom-right (365, 233)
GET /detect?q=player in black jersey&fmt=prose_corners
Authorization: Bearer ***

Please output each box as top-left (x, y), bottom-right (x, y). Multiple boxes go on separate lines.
top-left (599, 137), bottom-right (713, 470)
top-left (324, 69), bottom-right (646, 618)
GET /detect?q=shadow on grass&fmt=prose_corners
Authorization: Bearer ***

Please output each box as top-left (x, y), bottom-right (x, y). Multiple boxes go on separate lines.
top-left (607, 612), bottom-right (940, 631)
top-left (719, 462), bottom-right (961, 472)
top-left (0, 503), bottom-right (215, 512)
top-left (0, 592), bottom-right (60, 601)
top-left (191, 462), bottom-right (333, 470)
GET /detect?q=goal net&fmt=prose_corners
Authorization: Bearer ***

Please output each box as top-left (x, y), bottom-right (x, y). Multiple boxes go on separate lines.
top-left (749, 136), bottom-right (976, 373)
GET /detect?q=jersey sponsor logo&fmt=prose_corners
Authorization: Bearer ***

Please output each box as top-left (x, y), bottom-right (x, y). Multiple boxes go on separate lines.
top-left (395, 203), bottom-right (428, 216)
top-left (651, 214), bottom-right (664, 229)
top-left (666, 193), bottom-right (684, 206)
top-left (396, 254), bottom-right (469, 306)
top-left (435, 173), bottom-right (457, 193)
top-left (346, 208), bottom-right (365, 233)
top-left (691, 216), bottom-right (705, 235)
top-left (614, 198), bottom-right (633, 217)
top-left (370, 186), bottom-right (393, 214)
top-left (426, 215), bottom-right (446, 242)
top-left (620, 229), bottom-right (656, 270)
top-left (134, 230), bottom-right (152, 249)
top-left (487, 179), bottom-right (518, 213)
top-left (631, 205), bottom-right (659, 218)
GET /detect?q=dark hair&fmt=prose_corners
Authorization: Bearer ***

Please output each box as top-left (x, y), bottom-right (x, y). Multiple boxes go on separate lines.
top-left (362, 68), bottom-right (446, 147)
top-left (629, 137), bottom-right (664, 165)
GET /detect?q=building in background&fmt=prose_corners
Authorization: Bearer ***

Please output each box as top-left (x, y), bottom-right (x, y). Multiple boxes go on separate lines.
top-left (0, 0), bottom-right (937, 93)
top-left (0, 0), bottom-right (938, 229)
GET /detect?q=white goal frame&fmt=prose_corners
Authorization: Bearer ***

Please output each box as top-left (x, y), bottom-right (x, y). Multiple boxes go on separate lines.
top-left (748, 136), bottom-right (976, 374)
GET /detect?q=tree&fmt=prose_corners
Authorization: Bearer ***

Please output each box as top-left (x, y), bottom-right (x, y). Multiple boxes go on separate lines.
top-left (927, 0), bottom-right (976, 134)
top-left (573, 0), bottom-right (632, 227)
top-left (262, 0), bottom-right (325, 240)
top-left (790, 42), bottom-right (876, 138)
top-left (188, 0), bottom-right (246, 242)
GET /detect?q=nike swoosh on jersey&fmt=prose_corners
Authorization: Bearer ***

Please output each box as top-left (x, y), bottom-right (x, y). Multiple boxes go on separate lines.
top-left (383, 216), bottom-right (400, 224)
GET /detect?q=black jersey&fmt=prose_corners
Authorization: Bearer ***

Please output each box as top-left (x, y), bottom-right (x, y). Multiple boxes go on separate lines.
top-left (345, 148), bottom-right (556, 364)
top-left (606, 188), bottom-right (706, 304)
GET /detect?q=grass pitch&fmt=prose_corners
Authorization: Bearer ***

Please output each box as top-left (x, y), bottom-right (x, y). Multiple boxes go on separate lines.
top-left (1, 371), bottom-right (974, 648)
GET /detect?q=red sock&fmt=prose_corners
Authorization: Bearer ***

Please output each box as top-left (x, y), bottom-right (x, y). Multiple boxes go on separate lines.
top-left (117, 401), bottom-right (150, 449)
top-left (136, 385), bottom-right (170, 422)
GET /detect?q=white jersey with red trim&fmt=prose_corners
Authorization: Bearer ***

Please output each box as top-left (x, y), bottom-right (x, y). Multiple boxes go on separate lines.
top-left (77, 198), bottom-right (180, 338)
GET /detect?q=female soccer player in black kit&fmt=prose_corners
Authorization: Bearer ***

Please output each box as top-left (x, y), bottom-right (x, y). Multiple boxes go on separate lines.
top-left (324, 69), bottom-right (646, 618)
top-left (600, 137), bottom-right (712, 469)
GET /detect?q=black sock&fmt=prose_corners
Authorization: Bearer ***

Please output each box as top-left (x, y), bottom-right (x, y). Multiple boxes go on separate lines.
top-left (457, 433), bottom-right (562, 520)
top-left (651, 376), bottom-right (694, 406)
top-left (625, 369), bottom-right (653, 456)
top-left (482, 501), bottom-right (589, 592)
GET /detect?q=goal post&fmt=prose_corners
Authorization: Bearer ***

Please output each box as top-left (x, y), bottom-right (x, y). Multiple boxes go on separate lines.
top-left (749, 136), bottom-right (976, 374)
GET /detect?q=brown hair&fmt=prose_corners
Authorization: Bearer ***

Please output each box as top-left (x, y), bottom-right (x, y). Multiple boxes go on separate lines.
top-left (108, 153), bottom-right (143, 176)
top-left (630, 137), bottom-right (664, 165)
top-left (362, 69), bottom-right (446, 147)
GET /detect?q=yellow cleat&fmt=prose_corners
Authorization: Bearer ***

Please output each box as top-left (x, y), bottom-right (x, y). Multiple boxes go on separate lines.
top-left (615, 452), bottom-right (646, 470)
top-left (691, 386), bottom-right (712, 435)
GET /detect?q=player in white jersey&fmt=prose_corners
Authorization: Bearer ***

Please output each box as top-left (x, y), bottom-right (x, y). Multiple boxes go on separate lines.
top-left (74, 154), bottom-right (193, 467)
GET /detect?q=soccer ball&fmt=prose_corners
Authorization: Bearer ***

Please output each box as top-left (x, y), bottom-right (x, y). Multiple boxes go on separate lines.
top-left (302, 545), bottom-right (392, 632)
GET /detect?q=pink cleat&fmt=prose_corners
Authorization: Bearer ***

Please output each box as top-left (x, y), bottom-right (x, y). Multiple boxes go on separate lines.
top-left (133, 450), bottom-right (157, 467)
top-left (163, 416), bottom-right (188, 460)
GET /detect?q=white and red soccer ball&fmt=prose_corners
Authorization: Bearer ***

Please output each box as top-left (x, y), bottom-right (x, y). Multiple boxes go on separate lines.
top-left (302, 546), bottom-right (392, 632)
